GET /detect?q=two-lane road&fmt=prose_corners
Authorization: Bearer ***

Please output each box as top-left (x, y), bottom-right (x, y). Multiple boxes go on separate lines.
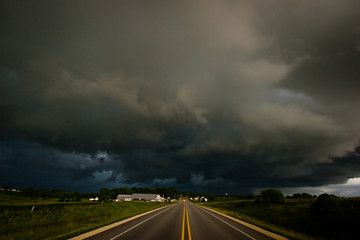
top-left (83, 200), bottom-right (284, 240)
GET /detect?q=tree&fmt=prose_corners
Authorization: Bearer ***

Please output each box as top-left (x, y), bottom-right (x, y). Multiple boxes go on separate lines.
top-left (301, 193), bottom-right (312, 199)
top-left (292, 193), bottom-right (302, 199)
top-left (58, 195), bottom-right (65, 202)
top-left (39, 189), bottom-right (50, 198)
top-left (22, 188), bottom-right (37, 198)
top-left (312, 193), bottom-right (339, 216)
top-left (261, 189), bottom-right (284, 204)
top-left (109, 190), bottom-right (117, 200)
top-left (121, 187), bottom-right (131, 194)
top-left (311, 193), bottom-right (342, 237)
top-left (72, 192), bottom-right (82, 202)
top-left (99, 187), bottom-right (109, 201)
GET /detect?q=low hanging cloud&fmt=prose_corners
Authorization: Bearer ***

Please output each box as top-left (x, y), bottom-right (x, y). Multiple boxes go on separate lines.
top-left (1, 0), bottom-right (360, 193)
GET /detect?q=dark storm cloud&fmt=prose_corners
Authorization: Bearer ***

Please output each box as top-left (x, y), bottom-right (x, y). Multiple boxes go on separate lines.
top-left (1, 0), bottom-right (360, 193)
top-left (0, 139), bottom-right (123, 191)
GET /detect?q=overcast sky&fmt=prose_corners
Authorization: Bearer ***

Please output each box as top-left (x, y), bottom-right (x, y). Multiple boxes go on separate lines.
top-left (1, 0), bottom-right (360, 195)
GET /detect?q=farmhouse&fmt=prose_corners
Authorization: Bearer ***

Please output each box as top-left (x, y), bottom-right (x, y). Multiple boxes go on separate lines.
top-left (117, 193), bottom-right (162, 202)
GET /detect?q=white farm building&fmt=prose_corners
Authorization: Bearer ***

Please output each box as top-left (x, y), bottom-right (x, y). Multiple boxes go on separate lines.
top-left (117, 193), bottom-right (162, 202)
top-left (116, 195), bottom-right (132, 202)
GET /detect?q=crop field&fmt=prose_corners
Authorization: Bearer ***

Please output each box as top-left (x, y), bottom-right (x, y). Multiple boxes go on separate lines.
top-left (0, 192), bottom-right (168, 240)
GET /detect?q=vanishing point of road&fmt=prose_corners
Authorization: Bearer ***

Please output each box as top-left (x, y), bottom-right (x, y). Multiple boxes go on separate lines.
top-left (81, 200), bottom-right (285, 240)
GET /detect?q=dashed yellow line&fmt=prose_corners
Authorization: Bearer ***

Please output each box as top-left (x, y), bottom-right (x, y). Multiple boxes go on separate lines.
top-left (181, 201), bottom-right (192, 240)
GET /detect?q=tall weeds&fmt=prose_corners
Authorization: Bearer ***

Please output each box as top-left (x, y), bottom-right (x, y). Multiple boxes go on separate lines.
top-left (0, 202), bottom-right (164, 240)
top-left (202, 197), bottom-right (360, 240)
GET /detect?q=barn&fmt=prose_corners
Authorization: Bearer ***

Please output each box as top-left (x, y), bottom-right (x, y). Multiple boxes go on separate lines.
top-left (117, 193), bottom-right (162, 202)
top-left (117, 194), bottom-right (132, 201)
top-left (132, 193), bottom-right (161, 201)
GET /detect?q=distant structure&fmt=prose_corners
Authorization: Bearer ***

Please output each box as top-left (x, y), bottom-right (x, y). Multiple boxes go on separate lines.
top-left (0, 188), bottom-right (20, 192)
top-left (200, 196), bottom-right (208, 202)
top-left (117, 194), bottom-right (132, 202)
top-left (117, 193), bottom-right (162, 202)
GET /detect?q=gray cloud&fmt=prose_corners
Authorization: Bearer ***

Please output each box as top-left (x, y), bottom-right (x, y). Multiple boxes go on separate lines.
top-left (0, 140), bottom-right (124, 191)
top-left (1, 0), bottom-right (360, 193)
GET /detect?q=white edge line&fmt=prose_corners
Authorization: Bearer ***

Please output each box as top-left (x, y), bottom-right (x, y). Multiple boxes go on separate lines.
top-left (198, 205), bottom-right (288, 240)
top-left (198, 206), bottom-right (257, 240)
top-left (109, 204), bottom-right (176, 240)
top-left (69, 204), bottom-right (176, 240)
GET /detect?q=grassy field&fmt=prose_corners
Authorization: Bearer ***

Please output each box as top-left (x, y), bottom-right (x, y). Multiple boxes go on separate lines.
top-left (0, 192), bottom-right (62, 206)
top-left (198, 197), bottom-right (360, 240)
top-left (0, 192), bottom-right (170, 240)
top-left (199, 199), bottom-right (317, 240)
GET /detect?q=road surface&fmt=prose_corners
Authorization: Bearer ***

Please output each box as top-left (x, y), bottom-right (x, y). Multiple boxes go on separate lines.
top-left (84, 200), bottom-right (282, 240)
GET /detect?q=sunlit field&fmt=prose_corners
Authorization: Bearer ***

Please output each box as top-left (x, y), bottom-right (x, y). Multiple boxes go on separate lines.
top-left (0, 192), bottom-right (167, 240)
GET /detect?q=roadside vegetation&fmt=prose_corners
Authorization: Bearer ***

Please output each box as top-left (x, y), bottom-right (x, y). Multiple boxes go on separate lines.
top-left (1, 186), bottom-right (182, 203)
top-left (4, 186), bottom-right (359, 240)
top-left (198, 189), bottom-right (360, 240)
top-left (0, 190), bottom-right (173, 240)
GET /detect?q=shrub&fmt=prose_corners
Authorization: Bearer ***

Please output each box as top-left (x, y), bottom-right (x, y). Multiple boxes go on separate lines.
top-left (261, 189), bottom-right (284, 204)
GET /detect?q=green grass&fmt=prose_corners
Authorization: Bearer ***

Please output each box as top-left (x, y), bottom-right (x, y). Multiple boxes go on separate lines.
top-left (0, 192), bottom-right (61, 206)
top-left (0, 192), bottom-right (170, 240)
top-left (211, 196), bottom-right (241, 202)
top-left (197, 199), bottom-right (322, 240)
top-left (198, 197), bottom-right (360, 240)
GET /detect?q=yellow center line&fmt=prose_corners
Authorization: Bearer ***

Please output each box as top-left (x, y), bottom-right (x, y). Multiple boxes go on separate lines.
top-left (181, 203), bottom-right (186, 240)
top-left (181, 201), bottom-right (193, 240)
top-left (186, 204), bottom-right (192, 240)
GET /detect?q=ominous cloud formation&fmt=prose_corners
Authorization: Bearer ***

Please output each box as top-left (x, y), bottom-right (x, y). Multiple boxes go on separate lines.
top-left (1, 0), bottom-right (360, 193)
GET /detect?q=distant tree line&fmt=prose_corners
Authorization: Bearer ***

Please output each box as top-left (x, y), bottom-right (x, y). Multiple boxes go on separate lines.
top-left (4, 186), bottom-right (218, 203)
top-left (98, 187), bottom-right (183, 201)
top-left (221, 190), bottom-right (315, 203)
top-left (18, 188), bottom-right (94, 202)
top-left (287, 192), bottom-right (314, 199)
top-left (97, 187), bottom-right (219, 202)
top-left (3, 186), bottom-right (185, 202)
top-left (230, 189), bottom-right (360, 240)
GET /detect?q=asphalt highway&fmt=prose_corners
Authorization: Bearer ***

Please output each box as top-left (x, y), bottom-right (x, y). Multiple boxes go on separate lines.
top-left (84, 200), bottom-right (280, 240)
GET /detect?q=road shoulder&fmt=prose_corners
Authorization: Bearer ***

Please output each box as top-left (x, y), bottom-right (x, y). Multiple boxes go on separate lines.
top-left (198, 205), bottom-right (288, 240)
top-left (68, 204), bottom-right (172, 240)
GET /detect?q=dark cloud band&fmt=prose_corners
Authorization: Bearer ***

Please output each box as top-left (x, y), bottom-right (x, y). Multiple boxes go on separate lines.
top-left (1, 0), bottom-right (359, 193)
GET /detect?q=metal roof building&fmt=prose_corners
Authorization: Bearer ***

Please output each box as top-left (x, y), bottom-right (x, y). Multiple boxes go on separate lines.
top-left (117, 193), bottom-right (162, 202)
top-left (117, 194), bottom-right (132, 201)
